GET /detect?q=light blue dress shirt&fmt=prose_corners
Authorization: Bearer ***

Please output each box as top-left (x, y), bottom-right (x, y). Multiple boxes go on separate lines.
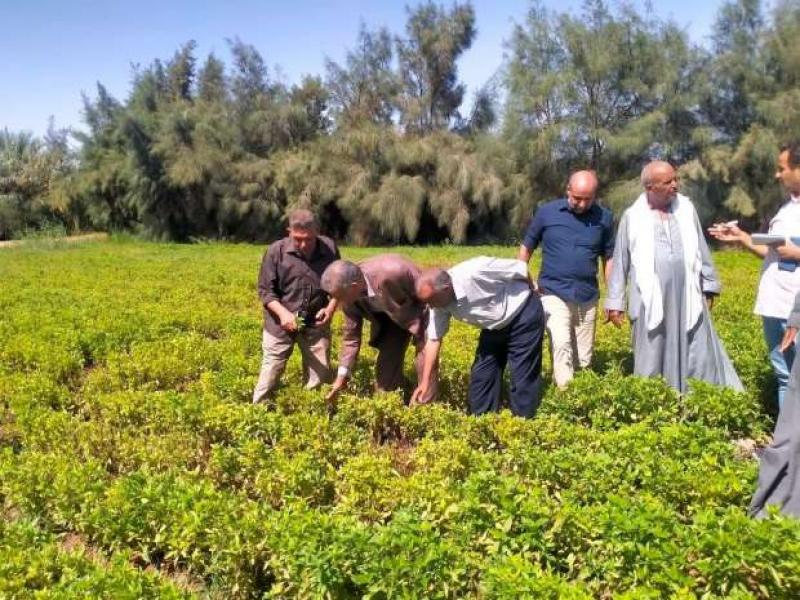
top-left (427, 256), bottom-right (532, 341)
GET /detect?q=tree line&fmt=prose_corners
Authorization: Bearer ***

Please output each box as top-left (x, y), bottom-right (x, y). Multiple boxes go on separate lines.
top-left (1, 0), bottom-right (799, 243)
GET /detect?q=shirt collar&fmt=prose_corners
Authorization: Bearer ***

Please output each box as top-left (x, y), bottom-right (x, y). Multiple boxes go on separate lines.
top-left (449, 267), bottom-right (467, 303)
top-left (364, 274), bottom-right (376, 298)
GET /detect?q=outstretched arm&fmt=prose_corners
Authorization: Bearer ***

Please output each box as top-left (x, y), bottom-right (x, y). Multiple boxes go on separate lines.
top-left (410, 338), bottom-right (442, 406)
top-left (326, 309), bottom-right (362, 402)
top-left (708, 223), bottom-right (769, 258)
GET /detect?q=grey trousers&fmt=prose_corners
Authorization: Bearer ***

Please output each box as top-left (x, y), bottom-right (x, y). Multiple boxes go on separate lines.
top-left (252, 326), bottom-right (332, 404)
top-left (751, 353), bottom-right (800, 518)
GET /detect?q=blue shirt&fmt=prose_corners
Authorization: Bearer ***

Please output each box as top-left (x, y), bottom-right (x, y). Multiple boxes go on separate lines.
top-left (522, 198), bottom-right (615, 303)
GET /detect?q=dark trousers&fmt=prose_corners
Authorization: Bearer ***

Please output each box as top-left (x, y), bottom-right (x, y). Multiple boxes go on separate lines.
top-left (370, 313), bottom-right (439, 403)
top-left (468, 293), bottom-right (544, 418)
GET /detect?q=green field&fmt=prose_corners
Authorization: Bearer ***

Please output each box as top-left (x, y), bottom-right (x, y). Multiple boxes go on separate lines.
top-left (2, 238), bottom-right (799, 598)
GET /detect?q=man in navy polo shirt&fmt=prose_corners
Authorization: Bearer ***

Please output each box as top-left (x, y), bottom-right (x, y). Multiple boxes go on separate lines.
top-left (518, 170), bottom-right (615, 388)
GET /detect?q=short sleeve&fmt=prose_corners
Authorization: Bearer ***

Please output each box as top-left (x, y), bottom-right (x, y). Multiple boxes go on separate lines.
top-left (522, 208), bottom-right (545, 251)
top-left (426, 307), bottom-right (452, 341)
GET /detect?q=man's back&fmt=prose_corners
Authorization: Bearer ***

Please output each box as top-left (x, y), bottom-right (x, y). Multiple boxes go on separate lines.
top-left (355, 253), bottom-right (424, 332)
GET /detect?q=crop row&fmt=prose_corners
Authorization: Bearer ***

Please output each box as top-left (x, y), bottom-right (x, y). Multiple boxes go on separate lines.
top-left (0, 241), bottom-right (793, 598)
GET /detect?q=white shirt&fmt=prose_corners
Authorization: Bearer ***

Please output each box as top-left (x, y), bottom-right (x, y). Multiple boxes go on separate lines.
top-left (426, 257), bottom-right (531, 341)
top-left (754, 197), bottom-right (800, 319)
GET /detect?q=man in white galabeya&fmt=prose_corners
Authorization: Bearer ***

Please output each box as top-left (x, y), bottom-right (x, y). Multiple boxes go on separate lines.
top-left (605, 160), bottom-right (742, 393)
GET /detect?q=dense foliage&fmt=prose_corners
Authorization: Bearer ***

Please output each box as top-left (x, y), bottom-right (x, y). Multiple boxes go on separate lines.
top-left (2, 0), bottom-right (800, 242)
top-left (1, 238), bottom-right (797, 597)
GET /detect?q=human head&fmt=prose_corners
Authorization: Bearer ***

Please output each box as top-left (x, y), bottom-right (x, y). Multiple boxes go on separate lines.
top-left (320, 260), bottom-right (366, 304)
top-left (641, 161), bottom-right (678, 209)
top-left (415, 268), bottom-right (456, 308)
top-left (776, 141), bottom-right (800, 197)
top-left (566, 170), bottom-right (599, 214)
top-left (286, 208), bottom-right (319, 258)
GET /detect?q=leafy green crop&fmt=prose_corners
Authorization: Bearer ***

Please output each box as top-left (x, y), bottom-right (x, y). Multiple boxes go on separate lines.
top-left (0, 239), bottom-right (795, 598)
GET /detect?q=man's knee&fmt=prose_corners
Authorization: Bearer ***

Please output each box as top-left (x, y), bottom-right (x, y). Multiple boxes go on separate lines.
top-left (543, 312), bottom-right (573, 349)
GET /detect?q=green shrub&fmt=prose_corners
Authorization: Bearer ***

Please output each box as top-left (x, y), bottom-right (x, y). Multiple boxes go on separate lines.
top-left (0, 519), bottom-right (192, 599)
top-left (0, 241), bottom-right (793, 598)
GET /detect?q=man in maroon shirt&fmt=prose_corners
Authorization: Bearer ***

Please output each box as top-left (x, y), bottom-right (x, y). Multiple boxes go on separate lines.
top-left (321, 254), bottom-right (438, 404)
top-left (253, 209), bottom-right (340, 404)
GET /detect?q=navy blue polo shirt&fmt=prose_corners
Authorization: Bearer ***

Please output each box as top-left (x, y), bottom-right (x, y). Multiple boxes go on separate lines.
top-left (522, 198), bottom-right (615, 304)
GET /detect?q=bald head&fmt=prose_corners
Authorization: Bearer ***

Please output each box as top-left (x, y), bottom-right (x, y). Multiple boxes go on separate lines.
top-left (320, 260), bottom-right (365, 304)
top-left (568, 170), bottom-right (598, 194)
top-left (640, 161), bottom-right (674, 188)
top-left (566, 170), bottom-right (599, 214)
top-left (641, 161), bottom-right (678, 208)
top-left (416, 268), bottom-right (455, 308)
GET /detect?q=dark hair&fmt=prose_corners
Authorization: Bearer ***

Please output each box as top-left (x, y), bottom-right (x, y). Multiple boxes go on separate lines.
top-left (780, 140), bottom-right (800, 169)
top-left (287, 208), bottom-right (319, 231)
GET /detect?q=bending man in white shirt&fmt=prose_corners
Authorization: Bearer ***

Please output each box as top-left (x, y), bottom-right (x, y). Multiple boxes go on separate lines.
top-left (410, 256), bottom-right (545, 418)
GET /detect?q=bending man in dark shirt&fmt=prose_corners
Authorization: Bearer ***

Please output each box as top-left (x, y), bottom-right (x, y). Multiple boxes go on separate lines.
top-left (321, 254), bottom-right (438, 405)
top-left (253, 209), bottom-right (340, 404)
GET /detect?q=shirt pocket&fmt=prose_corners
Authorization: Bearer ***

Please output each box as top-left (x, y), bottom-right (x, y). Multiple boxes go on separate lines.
top-left (576, 221), bottom-right (605, 247)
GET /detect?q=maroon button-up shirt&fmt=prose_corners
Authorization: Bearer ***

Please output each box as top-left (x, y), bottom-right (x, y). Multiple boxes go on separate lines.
top-left (257, 235), bottom-right (340, 335)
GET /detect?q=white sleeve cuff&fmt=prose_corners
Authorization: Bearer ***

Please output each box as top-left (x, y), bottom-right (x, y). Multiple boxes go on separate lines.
top-left (337, 366), bottom-right (350, 378)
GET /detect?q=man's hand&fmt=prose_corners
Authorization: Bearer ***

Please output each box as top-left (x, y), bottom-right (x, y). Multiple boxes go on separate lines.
top-left (267, 301), bottom-right (299, 333)
top-left (411, 338), bottom-right (441, 407)
top-left (605, 309), bottom-right (625, 328)
top-left (708, 222), bottom-right (747, 243)
top-left (407, 319), bottom-right (422, 339)
top-left (529, 275), bottom-right (543, 295)
top-left (776, 240), bottom-right (800, 261)
top-left (708, 222), bottom-right (770, 259)
top-left (409, 382), bottom-right (432, 406)
top-left (315, 306), bottom-right (334, 327)
top-left (278, 310), bottom-right (298, 332)
top-left (781, 326), bottom-right (798, 352)
top-left (705, 294), bottom-right (715, 311)
top-left (326, 375), bottom-right (348, 402)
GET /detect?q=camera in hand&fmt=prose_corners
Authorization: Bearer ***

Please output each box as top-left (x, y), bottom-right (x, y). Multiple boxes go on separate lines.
top-left (298, 289), bottom-right (330, 328)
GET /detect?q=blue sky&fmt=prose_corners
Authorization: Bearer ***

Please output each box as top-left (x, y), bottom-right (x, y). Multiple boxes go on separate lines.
top-left (0, 0), bottom-right (755, 136)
